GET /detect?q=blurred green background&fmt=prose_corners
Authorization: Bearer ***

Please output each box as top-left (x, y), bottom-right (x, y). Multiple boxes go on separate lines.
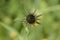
top-left (0, 0), bottom-right (60, 40)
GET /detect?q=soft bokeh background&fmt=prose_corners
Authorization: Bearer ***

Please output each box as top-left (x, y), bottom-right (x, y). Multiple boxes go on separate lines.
top-left (0, 0), bottom-right (60, 40)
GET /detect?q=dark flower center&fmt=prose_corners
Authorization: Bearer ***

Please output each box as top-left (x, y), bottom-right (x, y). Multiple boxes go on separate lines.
top-left (26, 14), bottom-right (36, 24)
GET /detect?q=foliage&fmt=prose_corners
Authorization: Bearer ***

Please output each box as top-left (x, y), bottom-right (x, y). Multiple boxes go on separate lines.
top-left (0, 0), bottom-right (60, 40)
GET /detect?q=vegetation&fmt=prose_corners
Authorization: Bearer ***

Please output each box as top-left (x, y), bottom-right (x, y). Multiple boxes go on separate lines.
top-left (0, 0), bottom-right (60, 40)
